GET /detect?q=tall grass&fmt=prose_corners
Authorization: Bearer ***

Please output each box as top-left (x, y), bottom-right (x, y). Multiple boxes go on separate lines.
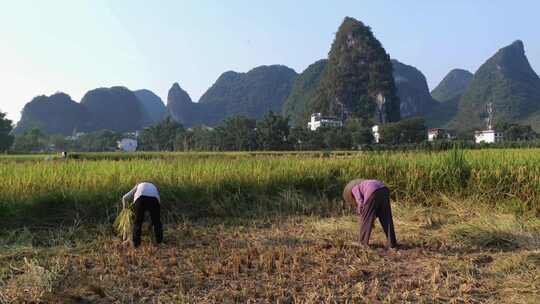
top-left (1, 149), bottom-right (539, 228)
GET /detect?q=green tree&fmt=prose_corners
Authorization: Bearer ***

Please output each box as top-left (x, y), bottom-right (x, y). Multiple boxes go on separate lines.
top-left (306, 128), bottom-right (326, 150)
top-left (0, 111), bottom-right (14, 152)
top-left (380, 117), bottom-right (427, 145)
top-left (190, 126), bottom-right (220, 151)
top-left (351, 128), bottom-right (374, 147)
top-left (216, 116), bottom-right (257, 151)
top-left (321, 127), bottom-right (351, 150)
top-left (174, 130), bottom-right (191, 151)
top-left (48, 134), bottom-right (69, 151)
top-left (12, 128), bottom-right (47, 152)
top-left (256, 111), bottom-right (291, 151)
top-left (289, 126), bottom-right (312, 150)
top-left (399, 118), bottom-right (428, 143)
top-left (76, 130), bottom-right (121, 152)
top-left (345, 118), bottom-right (374, 147)
top-left (495, 122), bottom-right (538, 141)
top-left (139, 117), bottom-right (184, 151)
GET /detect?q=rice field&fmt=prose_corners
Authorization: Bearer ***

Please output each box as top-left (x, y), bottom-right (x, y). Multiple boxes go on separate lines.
top-left (0, 149), bottom-right (539, 228)
top-left (0, 149), bottom-right (539, 302)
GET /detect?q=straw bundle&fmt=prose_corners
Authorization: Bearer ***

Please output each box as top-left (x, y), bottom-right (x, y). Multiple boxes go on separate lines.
top-left (114, 207), bottom-right (134, 240)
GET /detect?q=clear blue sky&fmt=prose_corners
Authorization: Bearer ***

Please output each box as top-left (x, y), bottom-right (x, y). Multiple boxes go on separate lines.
top-left (1, 0), bottom-right (539, 122)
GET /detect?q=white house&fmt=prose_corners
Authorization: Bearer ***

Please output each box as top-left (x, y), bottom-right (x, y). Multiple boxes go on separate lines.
top-left (66, 132), bottom-right (86, 141)
top-left (427, 128), bottom-right (454, 141)
top-left (117, 138), bottom-right (138, 152)
top-left (474, 130), bottom-right (504, 144)
top-left (474, 102), bottom-right (504, 144)
top-left (307, 113), bottom-right (343, 131)
top-left (187, 125), bottom-right (214, 132)
top-left (372, 125), bottom-right (380, 143)
top-left (125, 131), bottom-right (140, 138)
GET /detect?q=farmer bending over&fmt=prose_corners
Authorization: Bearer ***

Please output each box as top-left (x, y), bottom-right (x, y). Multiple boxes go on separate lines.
top-left (122, 182), bottom-right (163, 247)
top-left (343, 179), bottom-right (398, 249)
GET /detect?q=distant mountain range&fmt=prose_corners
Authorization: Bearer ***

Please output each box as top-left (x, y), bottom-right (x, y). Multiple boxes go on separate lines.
top-left (13, 18), bottom-right (540, 135)
top-left (167, 65), bottom-right (297, 127)
top-left (14, 92), bottom-right (88, 135)
top-left (14, 87), bottom-right (154, 135)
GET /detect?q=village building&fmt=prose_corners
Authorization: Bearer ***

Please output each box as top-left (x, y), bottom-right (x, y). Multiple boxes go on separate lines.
top-left (307, 113), bottom-right (343, 131)
top-left (372, 125), bottom-right (381, 143)
top-left (117, 138), bottom-right (138, 152)
top-left (474, 102), bottom-right (504, 144)
top-left (187, 125), bottom-right (214, 132)
top-left (66, 132), bottom-right (86, 141)
top-left (474, 130), bottom-right (504, 144)
top-left (427, 128), bottom-right (454, 141)
top-left (125, 131), bottom-right (140, 138)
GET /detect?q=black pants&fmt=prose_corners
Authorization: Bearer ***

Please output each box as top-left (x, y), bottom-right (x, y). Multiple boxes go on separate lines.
top-left (133, 196), bottom-right (163, 247)
top-left (359, 187), bottom-right (398, 248)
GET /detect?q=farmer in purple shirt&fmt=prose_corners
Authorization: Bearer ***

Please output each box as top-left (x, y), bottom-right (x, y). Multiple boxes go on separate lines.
top-left (343, 179), bottom-right (398, 249)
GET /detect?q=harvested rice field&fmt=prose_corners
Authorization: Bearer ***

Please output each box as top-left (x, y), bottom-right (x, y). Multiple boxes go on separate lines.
top-left (0, 150), bottom-right (539, 303)
top-left (2, 198), bottom-right (539, 303)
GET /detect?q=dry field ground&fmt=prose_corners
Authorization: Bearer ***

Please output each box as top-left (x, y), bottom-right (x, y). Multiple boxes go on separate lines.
top-left (1, 197), bottom-right (538, 303)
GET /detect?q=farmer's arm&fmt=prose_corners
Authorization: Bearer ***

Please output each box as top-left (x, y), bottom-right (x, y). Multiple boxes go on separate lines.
top-left (122, 185), bottom-right (137, 208)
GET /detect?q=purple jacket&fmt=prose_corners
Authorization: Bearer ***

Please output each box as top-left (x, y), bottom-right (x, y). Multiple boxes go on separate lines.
top-left (352, 180), bottom-right (386, 213)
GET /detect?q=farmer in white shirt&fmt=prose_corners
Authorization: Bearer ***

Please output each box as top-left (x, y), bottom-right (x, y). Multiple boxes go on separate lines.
top-left (122, 182), bottom-right (163, 247)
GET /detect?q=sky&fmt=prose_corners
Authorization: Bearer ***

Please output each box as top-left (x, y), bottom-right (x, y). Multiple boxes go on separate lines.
top-left (1, 0), bottom-right (539, 123)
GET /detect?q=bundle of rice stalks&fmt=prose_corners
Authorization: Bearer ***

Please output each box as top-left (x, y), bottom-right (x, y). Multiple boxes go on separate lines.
top-left (114, 207), bottom-right (134, 241)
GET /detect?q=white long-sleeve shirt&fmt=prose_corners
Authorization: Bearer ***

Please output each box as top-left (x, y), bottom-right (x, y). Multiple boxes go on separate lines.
top-left (122, 182), bottom-right (160, 207)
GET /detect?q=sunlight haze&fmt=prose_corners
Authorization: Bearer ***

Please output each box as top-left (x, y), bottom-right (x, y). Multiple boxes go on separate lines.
top-left (1, 0), bottom-right (538, 122)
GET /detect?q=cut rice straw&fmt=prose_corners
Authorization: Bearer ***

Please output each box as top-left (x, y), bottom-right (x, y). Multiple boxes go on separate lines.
top-left (114, 207), bottom-right (134, 241)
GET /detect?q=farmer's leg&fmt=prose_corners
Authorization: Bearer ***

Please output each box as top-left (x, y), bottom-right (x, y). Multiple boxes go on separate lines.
top-left (375, 188), bottom-right (398, 248)
top-left (359, 195), bottom-right (378, 246)
top-left (148, 198), bottom-right (163, 244)
top-left (132, 197), bottom-right (146, 247)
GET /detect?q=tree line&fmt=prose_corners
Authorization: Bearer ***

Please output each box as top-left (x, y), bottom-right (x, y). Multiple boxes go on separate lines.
top-left (1, 109), bottom-right (538, 153)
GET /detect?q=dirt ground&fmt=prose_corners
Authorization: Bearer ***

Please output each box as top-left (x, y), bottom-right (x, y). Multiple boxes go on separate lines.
top-left (1, 202), bottom-right (539, 303)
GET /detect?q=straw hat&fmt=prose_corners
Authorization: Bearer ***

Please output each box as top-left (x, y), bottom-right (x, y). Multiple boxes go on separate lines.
top-left (342, 179), bottom-right (365, 206)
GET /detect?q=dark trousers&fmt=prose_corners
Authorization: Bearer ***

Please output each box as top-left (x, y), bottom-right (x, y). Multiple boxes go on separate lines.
top-left (133, 196), bottom-right (163, 247)
top-left (359, 187), bottom-right (398, 248)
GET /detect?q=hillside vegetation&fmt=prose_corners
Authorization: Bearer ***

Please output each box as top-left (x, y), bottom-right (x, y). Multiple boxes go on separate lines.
top-left (312, 17), bottom-right (400, 123)
top-left (168, 66), bottom-right (298, 127)
top-left (453, 40), bottom-right (540, 131)
top-left (431, 69), bottom-right (473, 103)
top-left (134, 89), bottom-right (168, 124)
top-left (15, 87), bottom-right (152, 135)
top-left (13, 93), bottom-right (88, 135)
top-left (282, 60), bottom-right (328, 126)
top-left (392, 59), bottom-right (438, 118)
top-left (81, 86), bottom-right (148, 132)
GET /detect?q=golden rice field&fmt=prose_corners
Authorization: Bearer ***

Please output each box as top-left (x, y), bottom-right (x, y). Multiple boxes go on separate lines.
top-left (0, 149), bottom-right (539, 227)
top-left (0, 149), bottom-right (539, 303)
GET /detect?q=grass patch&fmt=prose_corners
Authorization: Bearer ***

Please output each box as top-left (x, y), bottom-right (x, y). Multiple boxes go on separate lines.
top-left (450, 214), bottom-right (540, 251)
